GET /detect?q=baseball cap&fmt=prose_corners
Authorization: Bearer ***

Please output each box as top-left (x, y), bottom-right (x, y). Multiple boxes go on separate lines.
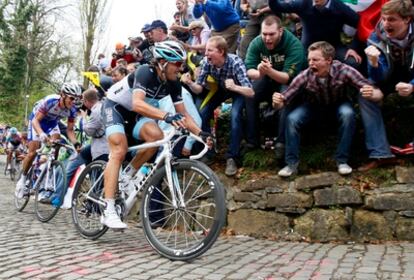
top-left (128, 36), bottom-right (142, 42)
top-left (141, 23), bottom-right (152, 33)
top-left (149, 20), bottom-right (167, 31)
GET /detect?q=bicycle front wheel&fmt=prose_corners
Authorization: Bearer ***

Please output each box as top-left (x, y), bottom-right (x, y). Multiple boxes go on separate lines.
top-left (141, 159), bottom-right (226, 261)
top-left (71, 160), bottom-right (108, 240)
top-left (35, 160), bottom-right (66, 222)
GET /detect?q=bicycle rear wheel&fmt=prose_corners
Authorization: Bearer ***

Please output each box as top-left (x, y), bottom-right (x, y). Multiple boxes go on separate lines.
top-left (71, 160), bottom-right (108, 240)
top-left (14, 167), bottom-right (34, 211)
top-left (35, 160), bottom-right (66, 222)
top-left (141, 159), bottom-right (226, 261)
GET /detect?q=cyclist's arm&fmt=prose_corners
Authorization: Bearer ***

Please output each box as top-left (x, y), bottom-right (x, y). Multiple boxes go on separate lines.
top-left (132, 90), bottom-right (170, 120)
top-left (32, 112), bottom-right (47, 138)
top-left (174, 103), bottom-right (202, 135)
top-left (66, 120), bottom-right (78, 145)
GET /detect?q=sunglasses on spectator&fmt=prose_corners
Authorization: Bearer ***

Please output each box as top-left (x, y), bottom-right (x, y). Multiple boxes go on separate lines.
top-left (169, 61), bottom-right (184, 67)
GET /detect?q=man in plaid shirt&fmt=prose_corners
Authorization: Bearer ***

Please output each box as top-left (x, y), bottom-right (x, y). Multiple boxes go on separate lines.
top-left (182, 36), bottom-right (254, 176)
top-left (272, 41), bottom-right (384, 177)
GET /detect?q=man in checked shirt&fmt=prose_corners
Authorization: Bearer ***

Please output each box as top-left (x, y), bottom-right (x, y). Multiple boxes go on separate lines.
top-left (272, 41), bottom-right (384, 177)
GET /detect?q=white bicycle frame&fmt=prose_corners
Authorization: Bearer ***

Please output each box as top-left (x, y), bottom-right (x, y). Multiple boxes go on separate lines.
top-left (84, 127), bottom-right (209, 216)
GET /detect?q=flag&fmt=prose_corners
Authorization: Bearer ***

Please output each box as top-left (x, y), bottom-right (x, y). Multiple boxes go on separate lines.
top-left (82, 71), bottom-right (101, 87)
top-left (342, 0), bottom-right (388, 42)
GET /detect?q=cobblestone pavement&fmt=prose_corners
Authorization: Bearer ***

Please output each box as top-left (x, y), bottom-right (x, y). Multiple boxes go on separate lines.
top-left (0, 156), bottom-right (414, 280)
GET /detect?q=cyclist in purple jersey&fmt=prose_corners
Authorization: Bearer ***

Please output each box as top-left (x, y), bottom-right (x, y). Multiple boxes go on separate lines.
top-left (15, 82), bottom-right (83, 199)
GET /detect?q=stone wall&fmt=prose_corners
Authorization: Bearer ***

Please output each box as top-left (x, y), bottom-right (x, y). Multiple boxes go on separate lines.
top-left (223, 166), bottom-right (414, 242)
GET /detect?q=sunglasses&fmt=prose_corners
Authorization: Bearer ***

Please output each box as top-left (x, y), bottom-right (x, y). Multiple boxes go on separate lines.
top-left (169, 61), bottom-right (184, 67)
top-left (68, 96), bottom-right (81, 102)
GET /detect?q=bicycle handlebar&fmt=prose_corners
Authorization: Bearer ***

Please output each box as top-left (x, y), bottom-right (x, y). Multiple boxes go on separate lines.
top-left (36, 140), bottom-right (78, 155)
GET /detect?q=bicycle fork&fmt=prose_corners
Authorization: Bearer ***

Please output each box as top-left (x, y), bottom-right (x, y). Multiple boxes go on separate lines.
top-left (164, 153), bottom-right (185, 209)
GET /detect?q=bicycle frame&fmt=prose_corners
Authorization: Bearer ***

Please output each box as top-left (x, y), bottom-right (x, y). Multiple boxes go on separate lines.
top-left (84, 128), bottom-right (208, 216)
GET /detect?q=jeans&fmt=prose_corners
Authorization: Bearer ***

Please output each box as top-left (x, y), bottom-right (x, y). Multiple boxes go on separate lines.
top-left (358, 96), bottom-right (393, 158)
top-left (197, 87), bottom-right (245, 160)
top-left (246, 78), bottom-right (286, 147)
top-left (285, 102), bottom-right (356, 166)
top-left (51, 145), bottom-right (108, 205)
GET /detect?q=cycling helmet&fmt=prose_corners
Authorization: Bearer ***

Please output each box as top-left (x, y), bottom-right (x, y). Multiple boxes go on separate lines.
top-left (153, 41), bottom-right (186, 62)
top-left (61, 82), bottom-right (82, 98)
top-left (9, 127), bottom-right (18, 135)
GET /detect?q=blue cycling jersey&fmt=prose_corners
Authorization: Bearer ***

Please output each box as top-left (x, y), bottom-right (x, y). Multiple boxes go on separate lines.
top-left (29, 94), bottom-right (77, 131)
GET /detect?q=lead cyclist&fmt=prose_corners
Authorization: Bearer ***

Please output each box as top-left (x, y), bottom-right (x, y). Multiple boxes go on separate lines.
top-left (102, 40), bottom-right (211, 229)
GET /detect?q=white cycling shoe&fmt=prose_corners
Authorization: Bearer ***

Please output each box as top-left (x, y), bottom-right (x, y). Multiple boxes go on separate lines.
top-left (15, 176), bottom-right (25, 199)
top-left (101, 209), bottom-right (128, 229)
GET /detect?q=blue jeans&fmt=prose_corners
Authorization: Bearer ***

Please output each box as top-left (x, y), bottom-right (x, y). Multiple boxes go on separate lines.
top-left (358, 96), bottom-right (393, 158)
top-left (197, 87), bottom-right (245, 160)
top-left (246, 77), bottom-right (286, 147)
top-left (51, 145), bottom-right (108, 205)
top-left (285, 102), bottom-right (356, 166)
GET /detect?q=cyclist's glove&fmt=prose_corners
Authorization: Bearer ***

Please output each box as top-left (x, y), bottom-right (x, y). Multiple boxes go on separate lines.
top-left (198, 131), bottom-right (212, 143)
top-left (163, 113), bottom-right (184, 124)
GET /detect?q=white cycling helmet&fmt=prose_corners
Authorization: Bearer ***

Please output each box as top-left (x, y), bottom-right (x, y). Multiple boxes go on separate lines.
top-left (61, 82), bottom-right (82, 98)
top-left (153, 41), bottom-right (186, 62)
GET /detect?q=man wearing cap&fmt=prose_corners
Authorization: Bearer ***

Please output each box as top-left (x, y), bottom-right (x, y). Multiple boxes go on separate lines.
top-left (193, 0), bottom-right (240, 54)
top-left (136, 24), bottom-right (154, 65)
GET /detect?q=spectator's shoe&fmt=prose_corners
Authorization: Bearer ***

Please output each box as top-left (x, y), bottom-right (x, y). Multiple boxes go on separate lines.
top-left (15, 176), bottom-right (25, 199)
top-left (278, 165), bottom-right (298, 177)
top-left (274, 143), bottom-right (285, 160)
top-left (225, 158), bottom-right (238, 176)
top-left (101, 209), bottom-right (127, 229)
top-left (337, 163), bottom-right (352, 175)
top-left (357, 157), bottom-right (403, 172)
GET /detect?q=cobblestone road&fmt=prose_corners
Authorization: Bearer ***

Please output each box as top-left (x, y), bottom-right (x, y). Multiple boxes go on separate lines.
top-left (0, 156), bottom-right (414, 280)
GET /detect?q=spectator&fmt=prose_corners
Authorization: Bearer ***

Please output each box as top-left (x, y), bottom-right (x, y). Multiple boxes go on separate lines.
top-left (357, 0), bottom-right (414, 171)
top-left (183, 20), bottom-right (211, 54)
top-left (110, 42), bottom-right (137, 68)
top-left (181, 36), bottom-right (254, 176)
top-left (268, 0), bottom-right (363, 68)
top-left (238, 0), bottom-right (274, 59)
top-left (137, 24), bottom-right (154, 64)
top-left (272, 41), bottom-right (383, 177)
top-left (245, 15), bottom-right (306, 157)
top-left (193, 0), bottom-right (241, 54)
top-left (111, 65), bottom-right (128, 83)
top-left (87, 65), bottom-right (113, 99)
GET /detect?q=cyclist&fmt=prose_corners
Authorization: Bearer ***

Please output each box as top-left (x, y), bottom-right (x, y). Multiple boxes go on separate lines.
top-left (15, 82), bottom-right (83, 199)
top-left (102, 40), bottom-right (210, 228)
top-left (5, 127), bottom-right (23, 171)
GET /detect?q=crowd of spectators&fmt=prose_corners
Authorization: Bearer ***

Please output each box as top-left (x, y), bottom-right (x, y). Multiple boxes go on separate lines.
top-left (87, 0), bottom-right (414, 177)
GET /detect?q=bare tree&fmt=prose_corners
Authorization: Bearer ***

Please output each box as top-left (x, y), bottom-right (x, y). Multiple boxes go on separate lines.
top-left (78, 0), bottom-right (111, 87)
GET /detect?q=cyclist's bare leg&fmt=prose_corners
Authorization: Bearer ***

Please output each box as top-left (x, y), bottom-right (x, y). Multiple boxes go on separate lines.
top-left (129, 122), bottom-right (163, 171)
top-left (22, 141), bottom-right (40, 175)
top-left (6, 148), bottom-right (12, 166)
top-left (104, 133), bottom-right (128, 199)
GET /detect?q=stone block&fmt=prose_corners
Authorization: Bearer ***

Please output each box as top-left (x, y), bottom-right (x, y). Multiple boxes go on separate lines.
top-left (239, 176), bottom-right (289, 191)
top-left (396, 217), bottom-right (414, 241)
top-left (295, 172), bottom-right (341, 190)
top-left (365, 193), bottom-right (414, 211)
top-left (233, 191), bottom-right (261, 202)
top-left (227, 209), bottom-right (290, 238)
top-left (267, 192), bottom-right (313, 209)
top-left (294, 209), bottom-right (349, 241)
top-left (395, 166), bottom-right (414, 183)
top-left (351, 210), bottom-right (393, 241)
top-left (314, 186), bottom-right (362, 206)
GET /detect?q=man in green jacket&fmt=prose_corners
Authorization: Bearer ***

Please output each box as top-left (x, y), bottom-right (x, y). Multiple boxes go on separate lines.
top-left (245, 15), bottom-right (306, 157)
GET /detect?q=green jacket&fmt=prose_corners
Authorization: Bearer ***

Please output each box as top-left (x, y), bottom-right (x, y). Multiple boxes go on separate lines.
top-left (245, 28), bottom-right (306, 84)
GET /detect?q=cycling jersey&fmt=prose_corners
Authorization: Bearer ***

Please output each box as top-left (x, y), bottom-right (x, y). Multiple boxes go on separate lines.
top-left (106, 74), bottom-right (135, 110)
top-left (133, 65), bottom-right (183, 105)
top-left (6, 132), bottom-right (22, 147)
top-left (29, 94), bottom-right (77, 131)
